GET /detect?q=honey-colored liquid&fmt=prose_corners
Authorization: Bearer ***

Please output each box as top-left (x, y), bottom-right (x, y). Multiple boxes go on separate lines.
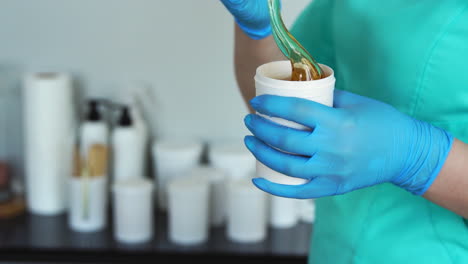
top-left (291, 64), bottom-right (311, 81)
top-left (268, 0), bottom-right (323, 82)
top-left (291, 60), bottom-right (321, 81)
top-left (278, 61), bottom-right (323, 81)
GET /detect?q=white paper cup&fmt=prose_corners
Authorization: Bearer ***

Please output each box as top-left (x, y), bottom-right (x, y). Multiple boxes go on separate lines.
top-left (191, 165), bottom-right (228, 226)
top-left (112, 178), bottom-right (154, 244)
top-left (152, 139), bottom-right (203, 210)
top-left (226, 178), bottom-right (268, 243)
top-left (269, 196), bottom-right (299, 229)
top-left (254, 61), bottom-right (335, 185)
top-left (299, 199), bottom-right (316, 223)
top-left (68, 176), bottom-right (108, 232)
top-left (208, 140), bottom-right (255, 181)
top-left (167, 172), bottom-right (210, 245)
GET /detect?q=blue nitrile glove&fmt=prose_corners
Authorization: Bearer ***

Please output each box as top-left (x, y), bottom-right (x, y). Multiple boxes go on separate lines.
top-left (243, 90), bottom-right (454, 199)
top-left (220, 0), bottom-right (272, 40)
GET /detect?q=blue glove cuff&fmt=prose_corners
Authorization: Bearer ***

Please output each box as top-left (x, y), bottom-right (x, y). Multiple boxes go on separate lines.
top-left (394, 124), bottom-right (454, 196)
top-left (235, 18), bottom-right (272, 40)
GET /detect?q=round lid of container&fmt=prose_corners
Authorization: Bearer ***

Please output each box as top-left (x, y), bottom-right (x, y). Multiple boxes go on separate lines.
top-left (113, 178), bottom-right (153, 194)
top-left (153, 138), bottom-right (203, 153)
top-left (167, 174), bottom-right (210, 192)
top-left (189, 165), bottom-right (226, 182)
top-left (228, 177), bottom-right (259, 194)
top-left (208, 140), bottom-right (250, 158)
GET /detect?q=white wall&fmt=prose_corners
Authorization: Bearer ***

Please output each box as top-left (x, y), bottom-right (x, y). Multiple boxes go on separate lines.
top-left (0, 0), bottom-right (311, 143)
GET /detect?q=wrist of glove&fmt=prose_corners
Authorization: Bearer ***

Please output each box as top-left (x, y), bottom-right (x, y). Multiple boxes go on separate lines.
top-left (243, 90), bottom-right (454, 199)
top-left (220, 0), bottom-right (272, 40)
top-left (390, 118), bottom-right (453, 195)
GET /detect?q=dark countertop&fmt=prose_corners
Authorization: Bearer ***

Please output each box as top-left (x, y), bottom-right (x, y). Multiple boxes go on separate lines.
top-left (0, 209), bottom-right (312, 263)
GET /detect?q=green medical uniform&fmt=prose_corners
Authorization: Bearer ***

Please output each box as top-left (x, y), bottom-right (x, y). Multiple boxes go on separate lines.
top-left (290, 0), bottom-right (468, 263)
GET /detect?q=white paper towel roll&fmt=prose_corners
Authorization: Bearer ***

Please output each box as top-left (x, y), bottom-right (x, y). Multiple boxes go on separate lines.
top-left (23, 72), bottom-right (76, 215)
top-left (269, 196), bottom-right (299, 229)
top-left (68, 176), bottom-right (108, 232)
top-left (208, 141), bottom-right (255, 181)
top-left (167, 172), bottom-right (210, 245)
top-left (227, 178), bottom-right (268, 243)
top-left (152, 139), bottom-right (203, 210)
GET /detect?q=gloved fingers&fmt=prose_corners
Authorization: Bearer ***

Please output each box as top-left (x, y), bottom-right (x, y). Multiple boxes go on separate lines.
top-left (219, 0), bottom-right (271, 40)
top-left (249, 95), bottom-right (337, 128)
top-left (219, 0), bottom-right (247, 11)
top-left (252, 176), bottom-right (334, 199)
top-left (220, 0), bottom-right (251, 20)
top-left (244, 114), bottom-right (317, 156)
top-left (244, 135), bottom-right (313, 180)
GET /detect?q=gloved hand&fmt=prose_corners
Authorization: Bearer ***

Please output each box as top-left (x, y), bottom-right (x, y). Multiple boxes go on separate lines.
top-left (244, 90), bottom-right (454, 199)
top-left (220, 0), bottom-right (272, 40)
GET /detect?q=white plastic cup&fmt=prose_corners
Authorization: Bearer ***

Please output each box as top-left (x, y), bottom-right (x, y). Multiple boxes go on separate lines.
top-left (254, 61), bottom-right (335, 185)
top-left (269, 196), bottom-right (299, 229)
top-left (68, 176), bottom-right (108, 232)
top-left (208, 168), bottom-right (227, 226)
top-left (190, 165), bottom-right (227, 226)
top-left (299, 199), bottom-right (316, 223)
top-left (208, 140), bottom-right (255, 181)
top-left (112, 178), bottom-right (154, 244)
top-left (226, 178), bottom-right (268, 243)
top-left (152, 139), bottom-right (203, 210)
top-left (167, 171), bottom-right (210, 245)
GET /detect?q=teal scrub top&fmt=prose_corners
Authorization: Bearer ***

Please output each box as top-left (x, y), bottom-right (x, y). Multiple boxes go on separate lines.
top-left (290, 0), bottom-right (468, 263)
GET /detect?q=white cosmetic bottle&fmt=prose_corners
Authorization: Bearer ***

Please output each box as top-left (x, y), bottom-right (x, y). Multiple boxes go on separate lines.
top-left (128, 102), bottom-right (149, 177)
top-left (79, 100), bottom-right (109, 159)
top-left (112, 106), bottom-right (145, 182)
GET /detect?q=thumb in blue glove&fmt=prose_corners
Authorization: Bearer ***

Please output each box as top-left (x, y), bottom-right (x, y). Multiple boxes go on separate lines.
top-left (244, 90), bottom-right (453, 199)
top-left (220, 0), bottom-right (272, 39)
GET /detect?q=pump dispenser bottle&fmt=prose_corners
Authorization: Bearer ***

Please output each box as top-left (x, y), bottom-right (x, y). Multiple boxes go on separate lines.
top-left (112, 106), bottom-right (145, 182)
top-left (80, 100), bottom-right (109, 159)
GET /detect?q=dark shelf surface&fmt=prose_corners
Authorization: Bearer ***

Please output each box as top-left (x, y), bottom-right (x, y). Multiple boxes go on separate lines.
top-left (0, 209), bottom-right (312, 263)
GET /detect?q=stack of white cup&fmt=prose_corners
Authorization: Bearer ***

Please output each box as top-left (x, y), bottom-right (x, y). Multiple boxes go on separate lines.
top-left (207, 140), bottom-right (257, 228)
top-left (152, 139), bottom-right (204, 210)
top-left (226, 177), bottom-right (268, 243)
top-left (208, 140), bottom-right (255, 181)
top-left (167, 168), bottom-right (211, 245)
top-left (192, 165), bottom-right (228, 227)
top-left (112, 178), bottom-right (154, 244)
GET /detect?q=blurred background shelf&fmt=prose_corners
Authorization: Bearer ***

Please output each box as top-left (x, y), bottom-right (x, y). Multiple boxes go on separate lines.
top-left (0, 209), bottom-right (312, 263)
top-left (0, 2), bottom-right (316, 263)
